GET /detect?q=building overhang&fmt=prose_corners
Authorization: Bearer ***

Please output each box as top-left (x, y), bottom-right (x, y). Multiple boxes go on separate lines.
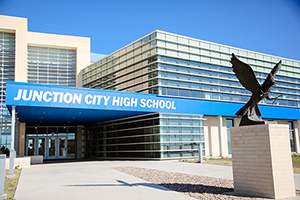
top-left (5, 82), bottom-right (201, 125)
top-left (5, 81), bottom-right (300, 126)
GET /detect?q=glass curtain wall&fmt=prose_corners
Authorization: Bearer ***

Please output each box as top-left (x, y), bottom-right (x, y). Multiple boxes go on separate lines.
top-left (82, 32), bottom-right (157, 92)
top-left (226, 119), bottom-right (234, 155)
top-left (83, 30), bottom-right (300, 109)
top-left (159, 113), bottom-right (204, 158)
top-left (157, 55), bottom-right (300, 108)
top-left (85, 112), bottom-right (204, 159)
top-left (0, 32), bottom-right (15, 152)
top-left (86, 113), bottom-right (161, 158)
top-left (27, 46), bottom-right (76, 86)
top-left (155, 31), bottom-right (300, 108)
top-left (288, 121), bottom-right (296, 152)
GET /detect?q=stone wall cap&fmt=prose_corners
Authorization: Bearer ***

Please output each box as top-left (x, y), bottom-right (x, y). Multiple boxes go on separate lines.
top-left (230, 124), bottom-right (289, 130)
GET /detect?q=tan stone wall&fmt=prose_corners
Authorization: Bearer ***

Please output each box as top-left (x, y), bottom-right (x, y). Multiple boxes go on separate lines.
top-left (0, 15), bottom-right (28, 82)
top-left (203, 125), bottom-right (210, 156)
top-left (220, 117), bottom-right (228, 156)
top-left (230, 124), bottom-right (295, 199)
top-left (204, 117), bottom-right (220, 157)
top-left (0, 15), bottom-right (90, 86)
top-left (204, 116), bottom-right (231, 157)
top-left (202, 115), bottom-right (294, 159)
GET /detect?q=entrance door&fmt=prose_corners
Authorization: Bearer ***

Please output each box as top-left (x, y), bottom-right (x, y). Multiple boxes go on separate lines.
top-left (48, 137), bottom-right (56, 158)
top-left (26, 138), bottom-right (35, 156)
top-left (25, 126), bottom-right (76, 160)
top-left (37, 138), bottom-right (46, 159)
top-left (58, 137), bottom-right (67, 158)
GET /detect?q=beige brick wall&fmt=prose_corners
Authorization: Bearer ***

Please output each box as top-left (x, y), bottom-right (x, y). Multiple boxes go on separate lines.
top-left (230, 124), bottom-right (295, 199)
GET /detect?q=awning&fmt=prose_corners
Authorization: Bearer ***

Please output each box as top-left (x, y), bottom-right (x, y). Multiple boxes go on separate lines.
top-left (5, 81), bottom-right (299, 125)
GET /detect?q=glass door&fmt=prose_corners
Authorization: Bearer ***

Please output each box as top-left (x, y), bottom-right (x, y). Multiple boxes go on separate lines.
top-left (58, 137), bottom-right (67, 158)
top-left (48, 137), bottom-right (56, 158)
top-left (37, 138), bottom-right (46, 159)
top-left (27, 138), bottom-right (35, 156)
top-left (26, 126), bottom-right (76, 160)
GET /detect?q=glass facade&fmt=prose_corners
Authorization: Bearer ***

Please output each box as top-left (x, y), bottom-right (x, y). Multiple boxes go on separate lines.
top-left (226, 119), bottom-right (234, 155)
top-left (28, 46), bottom-right (76, 86)
top-left (82, 30), bottom-right (300, 158)
top-left (85, 113), bottom-right (204, 159)
top-left (159, 113), bottom-right (204, 158)
top-left (83, 30), bottom-right (300, 108)
top-left (288, 121), bottom-right (296, 152)
top-left (82, 32), bottom-right (157, 92)
top-left (0, 32), bottom-right (15, 151)
top-left (157, 55), bottom-right (300, 107)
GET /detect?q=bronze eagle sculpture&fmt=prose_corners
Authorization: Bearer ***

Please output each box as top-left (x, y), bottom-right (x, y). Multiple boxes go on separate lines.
top-left (230, 53), bottom-right (282, 126)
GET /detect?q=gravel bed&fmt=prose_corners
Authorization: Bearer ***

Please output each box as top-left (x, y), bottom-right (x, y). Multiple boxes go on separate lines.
top-left (113, 166), bottom-right (272, 200)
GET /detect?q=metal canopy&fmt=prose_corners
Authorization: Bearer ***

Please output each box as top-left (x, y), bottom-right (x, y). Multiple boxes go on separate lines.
top-left (10, 106), bottom-right (150, 125)
top-left (5, 82), bottom-right (300, 126)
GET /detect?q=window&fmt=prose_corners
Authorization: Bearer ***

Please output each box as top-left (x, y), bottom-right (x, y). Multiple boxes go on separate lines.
top-left (226, 119), bottom-right (234, 154)
top-left (288, 121), bottom-right (296, 152)
top-left (27, 46), bottom-right (76, 86)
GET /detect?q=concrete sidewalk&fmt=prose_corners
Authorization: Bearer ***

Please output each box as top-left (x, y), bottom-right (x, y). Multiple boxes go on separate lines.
top-left (14, 160), bottom-right (300, 200)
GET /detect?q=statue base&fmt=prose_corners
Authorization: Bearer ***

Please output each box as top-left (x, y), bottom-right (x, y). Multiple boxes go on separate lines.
top-left (230, 124), bottom-right (296, 199)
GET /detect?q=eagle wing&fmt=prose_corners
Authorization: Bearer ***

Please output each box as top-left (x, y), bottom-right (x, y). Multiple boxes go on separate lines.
top-left (230, 53), bottom-right (261, 93)
top-left (261, 60), bottom-right (281, 92)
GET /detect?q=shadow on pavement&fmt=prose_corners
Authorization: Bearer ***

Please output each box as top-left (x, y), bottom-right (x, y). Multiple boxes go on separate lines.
top-left (65, 179), bottom-right (170, 191)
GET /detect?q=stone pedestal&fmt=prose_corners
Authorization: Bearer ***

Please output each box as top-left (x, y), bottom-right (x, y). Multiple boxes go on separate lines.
top-left (230, 124), bottom-right (296, 199)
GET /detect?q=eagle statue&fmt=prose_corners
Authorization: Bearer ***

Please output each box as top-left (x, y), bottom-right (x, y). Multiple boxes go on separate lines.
top-left (230, 53), bottom-right (282, 126)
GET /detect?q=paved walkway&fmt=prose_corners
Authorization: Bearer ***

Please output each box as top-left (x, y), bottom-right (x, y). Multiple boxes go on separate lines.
top-left (14, 160), bottom-right (300, 200)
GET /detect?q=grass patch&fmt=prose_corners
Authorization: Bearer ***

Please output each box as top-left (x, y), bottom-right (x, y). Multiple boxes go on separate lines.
top-left (202, 158), bottom-right (233, 166)
top-left (292, 154), bottom-right (300, 163)
top-left (180, 158), bottom-right (232, 166)
top-left (5, 168), bottom-right (22, 200)
top-left (294, 168), bottom-right (300, 174)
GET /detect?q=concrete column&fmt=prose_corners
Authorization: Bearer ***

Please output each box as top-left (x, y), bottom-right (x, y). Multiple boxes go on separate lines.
top-left (15, 117), bottom-right (19, 156)
top-left (203, 125), bottom-right (210, 157)
top-left (218, 115), bottom-right (224, 157)
top-left (295, 120), bottom-right (300, 154)
top-left (76, 126), bottom-right (83, 159)
top-left (198, 143), bottom-right (203, 162)
top-left (0, 154), bottom-right (7, 199)
top-left (8, 106), bottom-right (16, 178)
top-left (18, 123), bottom-right (26, 157)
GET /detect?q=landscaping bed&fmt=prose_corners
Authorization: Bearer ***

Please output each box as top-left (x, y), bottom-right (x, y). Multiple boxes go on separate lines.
top-left (5, 168), bottom-right (22, 200)
top-left (114, 167), bottom-right (267, 200)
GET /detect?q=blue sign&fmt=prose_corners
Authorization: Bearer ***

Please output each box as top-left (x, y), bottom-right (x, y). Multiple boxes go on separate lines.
top-left (6, 82), bottom-right (188, 113)
top-left (5, 81), bottom-right (300, 124)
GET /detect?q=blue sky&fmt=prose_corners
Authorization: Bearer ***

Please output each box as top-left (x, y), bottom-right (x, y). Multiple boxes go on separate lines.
top-left (1, 0), bottom-right (300, 60)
